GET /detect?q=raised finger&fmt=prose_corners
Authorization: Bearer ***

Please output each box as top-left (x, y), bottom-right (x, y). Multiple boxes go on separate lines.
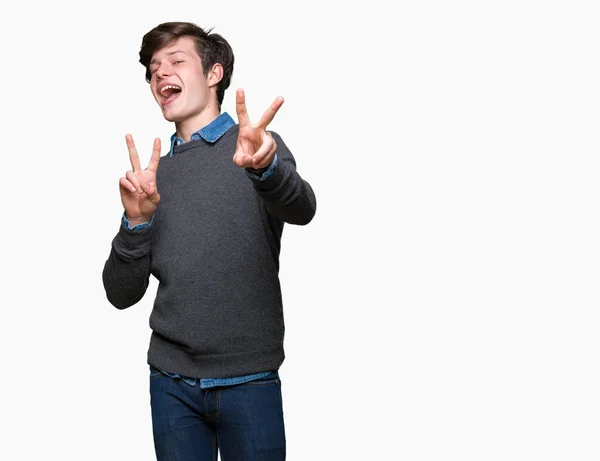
top-left (148, 138), bottom-right (161, 172)
top-left (235, 88), bottom-right (251, 126)
top-left (125, 170), bottom-right (142, 194)
top-left (125, 134), bottom-right (142, 172)
top-left (257, 96), bottom-right (284, 129)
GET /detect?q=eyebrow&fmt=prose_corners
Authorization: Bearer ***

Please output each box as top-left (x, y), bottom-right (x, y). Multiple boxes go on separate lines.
top-left (150, 50), bottom-right (188, 66)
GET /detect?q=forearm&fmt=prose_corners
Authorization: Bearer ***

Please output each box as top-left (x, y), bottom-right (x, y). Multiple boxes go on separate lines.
top-left (102, 222), bottom-right (153, 309)
top-left (250, 156), bottom-right (317, 225)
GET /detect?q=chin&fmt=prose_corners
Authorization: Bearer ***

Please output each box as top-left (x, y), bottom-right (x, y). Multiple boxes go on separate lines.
top-left (161, 109), bottom-right (183, 123)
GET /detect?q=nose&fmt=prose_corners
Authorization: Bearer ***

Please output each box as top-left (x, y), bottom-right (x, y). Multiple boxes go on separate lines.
top-left (156, 62), bottom-right (172, 79)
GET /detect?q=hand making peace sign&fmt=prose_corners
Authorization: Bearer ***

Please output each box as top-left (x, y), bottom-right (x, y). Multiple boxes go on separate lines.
top-left (119, 134), bottom-right (162, 227)
top-left (233, 88), bottom-right (284, 170)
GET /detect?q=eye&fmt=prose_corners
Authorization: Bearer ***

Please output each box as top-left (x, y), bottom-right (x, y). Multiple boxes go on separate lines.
top-left (174, 60), bottom-right (184, 65)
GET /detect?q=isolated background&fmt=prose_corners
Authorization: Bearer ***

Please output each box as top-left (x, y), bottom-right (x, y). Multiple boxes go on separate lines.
top-left (1, 0), bottom-right (599, 459)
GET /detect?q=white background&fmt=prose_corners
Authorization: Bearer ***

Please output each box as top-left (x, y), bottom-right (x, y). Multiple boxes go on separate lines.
top-left (1, 0), bottom-right (599, 460)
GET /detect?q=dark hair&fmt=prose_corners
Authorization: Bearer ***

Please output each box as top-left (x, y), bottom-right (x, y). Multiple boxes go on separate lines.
top-left (139, 22), bottom-right (234, 108)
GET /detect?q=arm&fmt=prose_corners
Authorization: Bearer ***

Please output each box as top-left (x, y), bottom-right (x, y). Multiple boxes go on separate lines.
top-left (102, 217), bottom-right (153, 309)
top-left (233, 89), bottom-right (317, 225)
top-left (103, 134), bottom-right (161, 309)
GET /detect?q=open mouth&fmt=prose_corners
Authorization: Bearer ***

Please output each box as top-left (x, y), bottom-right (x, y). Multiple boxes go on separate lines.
top-left (159, 84), bottom-right (182, 105)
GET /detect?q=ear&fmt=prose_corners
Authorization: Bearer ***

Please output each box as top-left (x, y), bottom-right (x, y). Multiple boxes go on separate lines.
top-left (207, 63), bottom-right (224, 88)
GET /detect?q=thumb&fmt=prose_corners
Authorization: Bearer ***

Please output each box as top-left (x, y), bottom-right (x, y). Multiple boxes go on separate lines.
top-left (141, 182), bottom-right (160, 205)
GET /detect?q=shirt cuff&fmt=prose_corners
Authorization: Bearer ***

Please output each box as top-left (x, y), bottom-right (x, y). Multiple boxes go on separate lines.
top-left (245, 154), bottom-right (278, 181)
top-left (122, 212), bottom-right (154, 231)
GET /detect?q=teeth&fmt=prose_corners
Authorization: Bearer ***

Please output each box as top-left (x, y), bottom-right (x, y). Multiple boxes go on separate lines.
top-left (160, 85), bottom-right (182, 95)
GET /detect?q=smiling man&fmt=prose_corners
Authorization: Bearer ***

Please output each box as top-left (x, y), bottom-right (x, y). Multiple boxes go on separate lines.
top-left (102, 22), bottom-right (317, 461)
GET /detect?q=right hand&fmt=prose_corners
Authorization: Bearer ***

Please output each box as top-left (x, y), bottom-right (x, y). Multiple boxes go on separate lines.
top-left (119, 134), bottom-right (161, 227)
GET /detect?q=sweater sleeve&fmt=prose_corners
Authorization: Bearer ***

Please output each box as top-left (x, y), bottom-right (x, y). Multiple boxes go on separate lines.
top-left (247, 131), bottom-right (317, 225)
top-left (102, 221), bottom-right (153, 309)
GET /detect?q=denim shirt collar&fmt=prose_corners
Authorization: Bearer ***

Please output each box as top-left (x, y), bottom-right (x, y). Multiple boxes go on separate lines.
top-left (169, 112), bottom-right (236, 158)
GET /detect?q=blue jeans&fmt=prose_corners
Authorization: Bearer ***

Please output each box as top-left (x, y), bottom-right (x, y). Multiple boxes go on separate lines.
top-left (149, 366), bottom-right (286, 460)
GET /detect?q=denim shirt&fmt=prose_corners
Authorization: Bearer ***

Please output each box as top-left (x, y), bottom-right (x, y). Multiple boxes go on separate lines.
top-left (123, 112), bottom-right (278, 388)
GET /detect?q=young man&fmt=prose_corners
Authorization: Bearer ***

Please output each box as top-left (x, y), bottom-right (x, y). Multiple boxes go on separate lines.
top-left (102, 22), bottom-right (316, 460)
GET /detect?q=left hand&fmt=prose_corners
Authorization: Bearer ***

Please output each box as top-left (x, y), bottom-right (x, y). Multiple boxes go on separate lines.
top-left (233, 88), bottom-right (284, 170)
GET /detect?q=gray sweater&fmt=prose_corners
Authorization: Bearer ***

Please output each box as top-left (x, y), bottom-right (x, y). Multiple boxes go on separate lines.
top-left (102, 124), bottom-right (316, 378)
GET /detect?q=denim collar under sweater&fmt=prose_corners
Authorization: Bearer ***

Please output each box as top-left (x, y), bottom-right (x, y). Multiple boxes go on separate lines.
top-left (168, 112), bottom-right (235, 158)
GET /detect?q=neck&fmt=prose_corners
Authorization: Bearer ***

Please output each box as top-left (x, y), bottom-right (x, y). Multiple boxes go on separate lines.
top-left (175, 103), bottom-right (221, 141)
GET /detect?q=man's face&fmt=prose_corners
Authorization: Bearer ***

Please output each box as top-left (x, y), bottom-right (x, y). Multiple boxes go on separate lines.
top-left (148, 37), bottom-right (212, 122)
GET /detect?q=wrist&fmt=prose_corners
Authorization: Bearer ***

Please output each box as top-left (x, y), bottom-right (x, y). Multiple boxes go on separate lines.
top-left (245, 165), bottom-right (269, 175)
top-left (125, 213), bottom-right (152, 227)
top-left (245, 153), bottom-right (278, 181)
